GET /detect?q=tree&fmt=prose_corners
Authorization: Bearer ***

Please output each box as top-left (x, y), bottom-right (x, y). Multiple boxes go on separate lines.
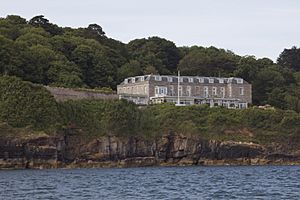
top-left (127, 37), bottom-right (180, 74)
top-left (0, 35), bottom-right (14, 75)
top-left (20, 45), bottom-right (57, 84)
top-left (117, 60), bottom-right (142, 81)
top-left (277, 46), bottom-right (300, 71)
top-left (178, 46), bottom-right (239, 76)
top-left (71, 45), bottom-right (116, 88)
top-left (29, 15), bottom-right (63, 36)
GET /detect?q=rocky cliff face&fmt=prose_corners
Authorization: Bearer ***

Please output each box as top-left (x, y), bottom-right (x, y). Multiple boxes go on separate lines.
top-left (1, 132), bottom-right (300, 169)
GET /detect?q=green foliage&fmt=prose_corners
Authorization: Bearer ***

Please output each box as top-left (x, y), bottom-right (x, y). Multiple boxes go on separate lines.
top-left (57, 99), bottom-right (139, 137)
top-left (0, 76), bottom-right (59, 129)
top-left (0, 76), bottom-right (298, 142)
top-left (178, 46), bottom-right (239, 77)
top-left (277, 46), bottom-right (300, 71)
top-left (127, 37), bottom-right (181, 74)
top-left (0, 14), bottom-right (299, 112)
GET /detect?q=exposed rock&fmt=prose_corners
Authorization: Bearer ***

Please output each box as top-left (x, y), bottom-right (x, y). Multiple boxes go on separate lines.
top-left (0, 132), bottom-right (300, 169)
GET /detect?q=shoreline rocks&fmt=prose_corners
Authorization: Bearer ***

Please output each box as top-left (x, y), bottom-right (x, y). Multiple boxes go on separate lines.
top-left (1, 133), bottom-right (300, 170)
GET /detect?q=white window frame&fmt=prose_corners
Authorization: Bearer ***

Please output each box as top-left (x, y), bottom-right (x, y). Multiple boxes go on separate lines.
top-left (220, 87), bottom-right (225, 98)
top-left (131, 78), bottom-right (135, 83)
top-left (204, 86), bottom-right (209, 98)
top-left (155, 86), bottom-right (167, 96)
top-left (168, 77), bottom-right (173, 82)
top-left (209, 78), bottom-right (214, 83)
top-left (239, 87), bottom-right (244, 95)
top-left (179, 86), bottom-right (182, 96)
top-left (219, 79), bottom-right (224, 84)
top-left (212, 87), bottom-right (217, 96)
top-left (187, 86), bottom-right (191, 96)
top-left (140, 76), bottom-right (144, 81)
top-left (188, 78), bottom-right (193, 83)
top-left (236, 78), bottom-right (243, 84)
top-left (179, 77), bottom-right (183, 83)
top-left (155, 76), bottom-right (162, 81)
top-left (198, 78), bottom-right (204, 83)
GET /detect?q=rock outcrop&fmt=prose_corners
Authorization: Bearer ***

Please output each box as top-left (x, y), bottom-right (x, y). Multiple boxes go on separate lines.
top-left (1, 132), bottom-right (300, 169)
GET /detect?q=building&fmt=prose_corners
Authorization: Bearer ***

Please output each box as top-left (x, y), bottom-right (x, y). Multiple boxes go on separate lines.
top-left (117, 74), bottom-right (252, 108)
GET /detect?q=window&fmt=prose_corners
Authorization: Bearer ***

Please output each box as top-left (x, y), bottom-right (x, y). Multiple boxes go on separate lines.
top-left (239, 87), bottom-right (244, 95)
top-left (179, 86), bottom-right (182, 96)
top-left (169, 85), bottom-right (174, 96)
top-left (220, 87), bottom-right (225, 98)
top-left (195, 86), bottom-right (200, 95)
top-left (198, 78), bottom-right (204, 83)
top-left (179, 77), bottom-right (183, 82)
top-left (204, 87), bottom-right (209, 98)
top-left (236, 78), bottom-right (243, 84)
top-left (188, 78), bottom-right (193, 83)
top-left (219, 79), bottom-right (224, 84)
top-left (155, 76), bottom-right (162, 81)
top-left (140, 76), bottom-right (144, 81)
top-left (155, 86), bottom-right (167, 95)
top-left (168, 77), bottom-right (173, 82)
top-left (209, 78), bottom-right (214, 83)
top-left (132, 78), bottom-right (135, 83)
top-left (133, 86), bottom-right (137, 94)
top-left (212, 87), bottom-right (217, 96)
top-left (187, 86), bottom-right (191, 96)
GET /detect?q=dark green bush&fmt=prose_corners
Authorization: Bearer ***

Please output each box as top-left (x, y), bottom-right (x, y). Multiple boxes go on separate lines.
top-left (0, 76), bottom-right (59, 130)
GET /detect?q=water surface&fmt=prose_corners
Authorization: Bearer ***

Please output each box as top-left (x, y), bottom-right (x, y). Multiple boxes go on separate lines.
top-left (0, 166), bottom-right (300, 199)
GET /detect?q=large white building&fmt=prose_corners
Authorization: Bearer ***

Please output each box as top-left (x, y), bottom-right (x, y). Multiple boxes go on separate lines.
top-left (117, 74), bottom-right (252, 108)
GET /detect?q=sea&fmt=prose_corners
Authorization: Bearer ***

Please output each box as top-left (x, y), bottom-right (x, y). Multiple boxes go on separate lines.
top-left (0, 166), bottom-right (300, 200)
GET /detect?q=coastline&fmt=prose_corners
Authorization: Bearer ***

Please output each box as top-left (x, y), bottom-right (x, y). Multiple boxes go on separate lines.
top-left (1, 132), bottom-right (300, 170)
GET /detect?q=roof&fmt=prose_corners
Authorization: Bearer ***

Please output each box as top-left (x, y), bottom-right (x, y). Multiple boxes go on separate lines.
top-left (118, 74), bottom-right (249, 85)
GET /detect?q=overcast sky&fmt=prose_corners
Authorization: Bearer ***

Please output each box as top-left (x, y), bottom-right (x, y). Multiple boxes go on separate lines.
top-left (1, 0), bottom-right (300, 61)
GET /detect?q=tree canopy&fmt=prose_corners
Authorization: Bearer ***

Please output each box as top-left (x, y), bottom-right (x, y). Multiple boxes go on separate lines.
top-left (0, 15), bottom-right (299, 112)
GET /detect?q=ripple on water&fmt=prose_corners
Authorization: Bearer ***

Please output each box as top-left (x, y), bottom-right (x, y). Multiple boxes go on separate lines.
top-left (0, 166), bottom-right (300, 200)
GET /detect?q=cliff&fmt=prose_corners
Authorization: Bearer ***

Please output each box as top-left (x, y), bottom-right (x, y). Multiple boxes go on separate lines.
top-left (1, 132), bottom-right (300, 169)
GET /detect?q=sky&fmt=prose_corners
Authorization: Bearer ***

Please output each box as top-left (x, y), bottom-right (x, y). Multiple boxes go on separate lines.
top-left (1, 0), bottom-right (300, 61)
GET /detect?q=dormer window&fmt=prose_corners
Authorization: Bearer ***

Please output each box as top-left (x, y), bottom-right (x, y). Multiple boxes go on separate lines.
top-left (188, 78), bottom-right (193, 83)
top-left (140, 76), bottom-right (144, 81)
top-left (179, 77), bottom-right (183, 82)
top-left (168, 77), bottom-right (173, 82)
top-left (132, 78), bottom-right (135, 83)
top-left (155, 76), bottom-right (162, 81)
top-left (219, 79), bottom-right (224, 84)
top-left (209, 78), bottom-right (214, 83)
top-left (198, 78), bottom-right (204, 83)
top-left (236, 78), bottom-right (243, 84)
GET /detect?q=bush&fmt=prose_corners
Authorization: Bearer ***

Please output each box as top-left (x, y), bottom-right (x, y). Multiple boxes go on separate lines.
top-left (0, 76), bottom-right (59, 130)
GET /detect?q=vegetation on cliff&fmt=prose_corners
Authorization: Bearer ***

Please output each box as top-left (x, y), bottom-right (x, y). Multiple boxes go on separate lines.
top-left (0, 15), bottom-right (299, 112)
top-left (0, 76), bottom-right (299, 147)
top-left (0, 76), bottom-right (59, 129)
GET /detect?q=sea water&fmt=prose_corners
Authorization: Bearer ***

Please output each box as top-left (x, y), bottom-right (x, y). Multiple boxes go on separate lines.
top-left (0, 166), bottom-right (300, 199)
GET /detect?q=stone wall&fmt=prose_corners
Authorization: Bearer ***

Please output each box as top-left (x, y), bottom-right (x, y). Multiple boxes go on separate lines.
top-left (45, 86), bottom-right (118, 102)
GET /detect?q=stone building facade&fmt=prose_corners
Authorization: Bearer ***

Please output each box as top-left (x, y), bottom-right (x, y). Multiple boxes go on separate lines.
top-left (117, 75), bottom-right (252, 108)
